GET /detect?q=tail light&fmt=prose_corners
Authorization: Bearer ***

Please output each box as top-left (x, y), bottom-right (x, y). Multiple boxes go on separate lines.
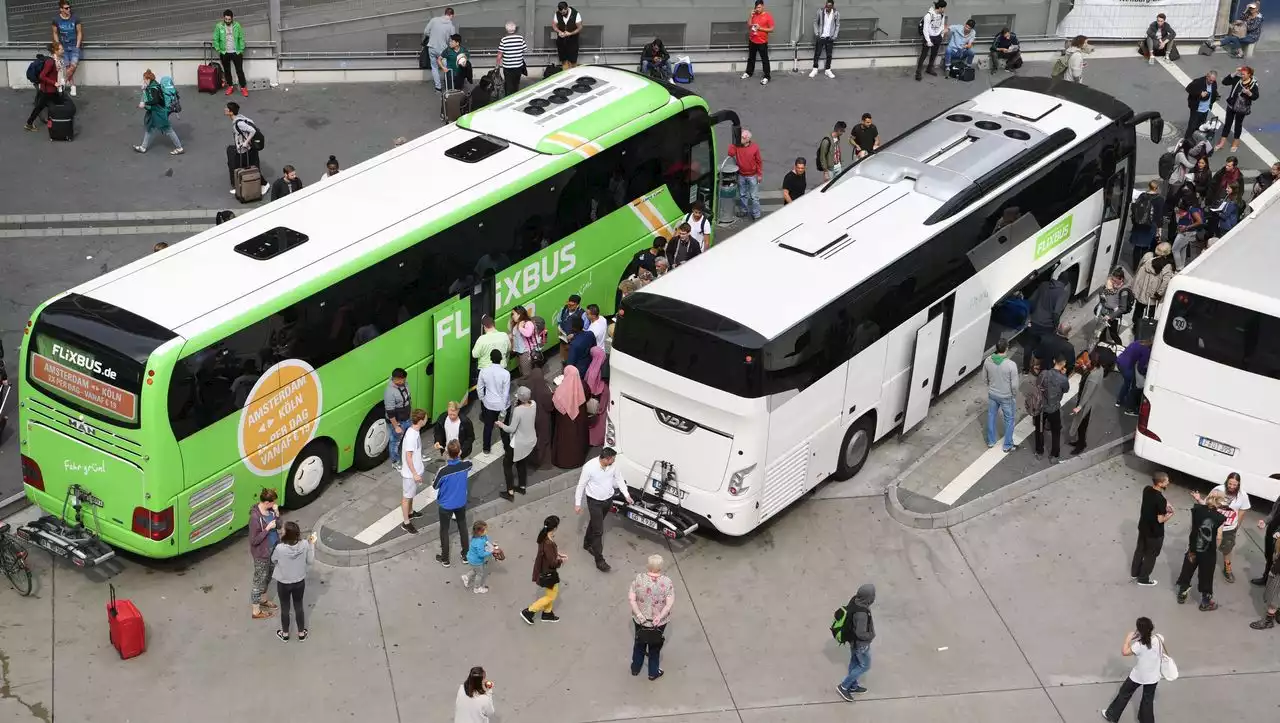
top-left (1137, 397), bottom-right (1161, 441)
top-left (132, 506), bottom-right (175, 541)
top-left (15, 548), bottom-right (27, 560)
top-left (21, 455), bottom-right (44, 491)
top-left (605, 417), bottom-right (616, 447)
top-left (727, 464), bottom-right (757, 497)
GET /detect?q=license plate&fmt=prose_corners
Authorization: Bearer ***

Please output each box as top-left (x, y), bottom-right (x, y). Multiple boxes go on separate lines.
top-left (627, 512), bottom-right (659, 530)
top-left (1198, 436), bottom-right (1237, 456)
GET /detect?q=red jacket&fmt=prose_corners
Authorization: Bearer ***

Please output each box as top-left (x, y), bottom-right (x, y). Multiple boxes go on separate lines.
top-left (728, 141), bottom-right (763, 178)
top-left (37, 58), bottom-right (58, 94)
top-left (748, 10), bottom-right (775, 44)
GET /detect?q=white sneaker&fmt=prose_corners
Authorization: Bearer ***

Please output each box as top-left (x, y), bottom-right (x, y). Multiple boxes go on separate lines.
top-left (1148, 57), bottom-right (1155, 65)
top-left (808, 68), bottom-right (818, 78)
top-left (69, 85), bottom-right (77, 97)
top-left (741, 72), bottom-right (750, 79)
top-left (760, 78), bottom-right (769, 86)
top-left (474, 586), bottom-right (489, 594)
top-left (825, 69), bottom-right (836, 79)
top-left (461, 574), bottom-right (471, 588)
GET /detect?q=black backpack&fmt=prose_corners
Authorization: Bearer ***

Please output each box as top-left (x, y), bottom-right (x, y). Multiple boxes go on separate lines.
top-left (26, 55), bottom-right (47, 85)
top-left (1158, 151), bottom-right (1176, 180)
top-left (917, 17), bottom-right (926, 37)
top-left (1130, 192), bottom-right (1155, 226)
top-left (830, 604), bottom-right (853, 644)
top-left (816, 136), bottom-right (832, 172)
top-left (243, 120), bottom-right (267, 151)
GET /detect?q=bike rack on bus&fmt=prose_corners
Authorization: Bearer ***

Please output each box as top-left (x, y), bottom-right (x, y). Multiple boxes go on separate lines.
top-left (612, 460), bottom-right (700, 540)
top-left (16, 484), bottom-right (116, 569)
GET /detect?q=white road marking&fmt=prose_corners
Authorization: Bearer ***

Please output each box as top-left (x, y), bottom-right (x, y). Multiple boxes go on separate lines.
top-left (1158, 60), bottom-right (1278, 166)
top-left (934, 374), bottom-right (1083, 505)
top-left (352, 442), bottom-right (506, 545)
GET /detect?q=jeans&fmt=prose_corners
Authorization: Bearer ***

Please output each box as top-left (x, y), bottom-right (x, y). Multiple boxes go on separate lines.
top-left (464, 560), bottom-right (490, 588)
top-left (737, 175), bottom-right (761, 219)
top-left (1117, 367), bottom-right (1138, 411)
top-left (986, 394), bottom-right (1016, 450)
top-left (583, 496), bottom-right (611, 563)
top-left (388, 419), bottom-right (406, 464)
top-left (438, 506), bottom-right (468, 562)
top-left (1033, 410), bottom-right (1063, 458)
top-left (140, 127), bottom-right (182, 151)
top-left (277, 580), bottom-right (306, 633)
top-left (813, 37), bottom-right (834, 69)
top-left (428, 47), bottom-right (444, 89)
top-left (1130, 533), bottom-right (1164, 582)
top-left (220, 52), bottom-right (247, 88)
top-left (641, 59), bottom-right (670, 79)
top-left (745, 42), bottom-right (771, 79)
top-left (1104, 678), bottom-right (1156, 723)
top-left (839, 644), bottom-right (872, 691)
top-left (480, 406), bottom-right (502, 453)
top-left (944, 47), bottom-right (975, 68)
top-left (631, 622), bottom-right (666, 677)
top-left (1220, 35), bottom-right (1250, 55)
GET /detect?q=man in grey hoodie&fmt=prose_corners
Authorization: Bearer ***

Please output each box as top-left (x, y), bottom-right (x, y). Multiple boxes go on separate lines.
top-left (984, 339), bottom-right (1019, 452)
top-left (837, 583), bottom-right (876, 702)
top-left (1023, 277), bottom-right (1070, 372)
top-left (1033, 354), bottom-right (1072, 462)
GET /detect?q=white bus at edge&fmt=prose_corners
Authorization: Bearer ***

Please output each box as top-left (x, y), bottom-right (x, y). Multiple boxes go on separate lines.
top-left (607, 78), bottom-right (1163, 535)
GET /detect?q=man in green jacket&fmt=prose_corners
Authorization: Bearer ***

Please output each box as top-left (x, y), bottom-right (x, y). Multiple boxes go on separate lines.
top-left (213, 9), bottom-right (248, 97)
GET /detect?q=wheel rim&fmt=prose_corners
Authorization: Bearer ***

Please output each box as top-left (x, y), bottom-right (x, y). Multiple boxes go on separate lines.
top-left (292, 455), bottom-right (326, 496)
top-left (844, 428), bottom-right (870, 469)
top-left (364, 419), bottom-right (389, 457)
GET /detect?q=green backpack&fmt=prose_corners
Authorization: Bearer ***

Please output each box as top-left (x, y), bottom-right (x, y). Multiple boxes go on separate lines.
top-left (1050, 54), bottom-right (1070, 79)
top-left (830, 604), bottom-right (852, 644)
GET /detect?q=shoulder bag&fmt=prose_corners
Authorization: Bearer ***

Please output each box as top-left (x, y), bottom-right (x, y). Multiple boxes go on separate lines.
top-left (635, 620), bottom-right (665, 645)
top-left (1158, 634), bottom-right (1179, 681)
top-left (537, 568), bottom-right (560, 588)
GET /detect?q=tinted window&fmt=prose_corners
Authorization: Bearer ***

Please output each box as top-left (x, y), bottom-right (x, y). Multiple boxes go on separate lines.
top-left (1162, 291), bottom-right (1280, 380)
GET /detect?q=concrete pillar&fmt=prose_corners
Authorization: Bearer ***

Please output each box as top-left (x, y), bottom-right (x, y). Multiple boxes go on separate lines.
top-left (1046, 0), bottom-right (1061, 36)
top-left (269, 0), bottom-right (282, 54)
top-left (0, 1), bottom-right (9, 44)
top-left (525, 0), bottom-right (536, 48)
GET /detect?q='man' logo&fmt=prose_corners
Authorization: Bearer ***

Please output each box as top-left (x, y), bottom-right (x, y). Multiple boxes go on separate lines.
top-left (654, 408), bottom-right (696, 434)
top-left (496, 243), bottom-right (578, 308)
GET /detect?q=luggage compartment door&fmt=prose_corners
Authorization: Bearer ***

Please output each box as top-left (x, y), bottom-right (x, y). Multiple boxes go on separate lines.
top-left (902, 314), bottom-right (947, 435)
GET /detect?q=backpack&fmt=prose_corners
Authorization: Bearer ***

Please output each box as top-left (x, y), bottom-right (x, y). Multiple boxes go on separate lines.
top-left (1050, 54), bottom-right (1070, 79)
top-left (671, 56), bottom-right (693, 84)
top-left (816, 136), bottom-right (832, 172)
top-left (830, 604), bottom-right (852, 644)
top-left (245, 120), bottom-right (267, 151)
top-left (214, 210), bottom-right (236, 225)
top-left (1130, 192), bottom-right (1155, 226)
top-left (26, 55), bottom-right (47, 86)
top-left (160, 76), bottom-right (182, 115)
top-left (1157, 151), bottom-right (1176, 180)
top-left (917, 16), bottom-right (925, 37)
top-left (1025, 372), bottom-right (1047, 417)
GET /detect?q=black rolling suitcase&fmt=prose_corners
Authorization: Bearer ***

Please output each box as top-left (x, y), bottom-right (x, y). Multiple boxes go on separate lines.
top-left (48, 96), bottom-right (75, 141)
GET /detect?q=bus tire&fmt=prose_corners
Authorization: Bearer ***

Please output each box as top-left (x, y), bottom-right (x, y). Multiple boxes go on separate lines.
top-left (833, 416), bottom-right (875, 482)
top-left (353, 408), bottom-right (390, 471)
top-left (284, 442), bottom-right (334, 508)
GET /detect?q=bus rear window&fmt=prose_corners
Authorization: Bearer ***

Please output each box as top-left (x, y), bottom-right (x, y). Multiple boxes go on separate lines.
top-left (1163, 291), bottom-right (1280, 381)
top-left (27, 294), bottom-right (177, 427)
top-left (614, 294), bottom-right (765, 398)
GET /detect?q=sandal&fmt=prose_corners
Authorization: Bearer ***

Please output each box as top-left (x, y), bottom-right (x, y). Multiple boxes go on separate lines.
top-left (260, 599), bottom-right (279, 610)
top-left (252, 610), bottom-right (273, 620)
top-left (276, 630), bottom-right (289, 642)
top-left (1230, 143), bottom-right (1240, 153)
top-left (298, 629), bottom-right (309, 641)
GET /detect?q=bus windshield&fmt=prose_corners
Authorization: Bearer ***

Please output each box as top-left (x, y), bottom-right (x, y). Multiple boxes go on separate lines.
top-left (1163, 291), bottom-right (1280, 381)
top-left (27, 294), bottom-right (177, 427)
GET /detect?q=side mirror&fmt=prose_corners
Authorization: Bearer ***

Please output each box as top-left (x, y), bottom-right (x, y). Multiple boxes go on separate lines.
top-left (1150, 117), bottom-right (1165, 145)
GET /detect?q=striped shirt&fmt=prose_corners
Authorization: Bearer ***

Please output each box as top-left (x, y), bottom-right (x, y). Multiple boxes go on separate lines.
top-left (498, 33), bottom-right (527, 69)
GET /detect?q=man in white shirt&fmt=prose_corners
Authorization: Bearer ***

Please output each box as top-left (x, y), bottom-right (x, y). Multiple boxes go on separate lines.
top-left (682, 201), bottom-right (711, 250)
top-left (809, 0), bottom-right (840, 79)
top-left (575, 448), bottom-right (634, 572)
top-left (399, 409), bottom-right (429, 534)
top-left (477, 349), bottom-right (511, 455)
top-left (586, 304), bottom-right (608, 352)
top-left (915, 0), bottom-right (948, 82)
top-left (1196, 473), bottom-right (1251, 582)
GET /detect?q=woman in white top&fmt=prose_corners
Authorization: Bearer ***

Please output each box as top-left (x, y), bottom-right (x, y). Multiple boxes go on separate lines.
top-left (454, 665), bottom-right (495, 723)
top-left (1101, 617), bottom-right (1161, 723)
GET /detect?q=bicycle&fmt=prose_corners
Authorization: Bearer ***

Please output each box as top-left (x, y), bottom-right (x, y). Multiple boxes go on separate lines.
top-left (1, 521), bottom-right (34, 596)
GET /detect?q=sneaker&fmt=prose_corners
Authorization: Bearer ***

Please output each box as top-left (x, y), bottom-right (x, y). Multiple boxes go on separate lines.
top-left (23, 124), bottom-right (38, 132)
top-left (1148, 57), bottom-right (1155, 65)
top-left (1177, 589), bottom-right (1189, 604)
top-left (915, 74), bottom-right (922, 82)
top-left (169, 148), bottom-right (185, 156)
top-left (401, 522), bottom-right (419, 534)
top-left (241, 87), bottom-right (249, 97)
top-left (540, 612), bottom-right (560, 623)
top-left (230, 189), bottom-right (237, 195)
top-left (436, 554), bottom-right (451, 568)
top-left (461, 574), bottom-right (472, 589)
top-left (925, 67), bottom-right (937, 76)
top-left (808, 68), bottom-right (818, 78)
top-left (1199, 599), bottom-right (1219, 611)
top-left (1252, 576), bottom-right (1268, 586)
top-left (298, 629), bottom-right (308, 641)
top-left (1101, 711), bottom-right (1115, 722)
top-left (648, 669), bottom-right (664, 681)
top-left (850, 686), bottom-right (868, 693)
top-left (409, 509), bottom-right (423, 519)
top-left (1224, 567), bottom-right (1236, 583)
top-left (825, 69), bottom-right (835, 79)
top-left (1003, 445), bottom-right (1017, 453)
top-left (836, 685), bottom-right (856, 703)
top-left (276, 630), bottom-right (289, 642)
top-left (500, 490), bottom-right (515, 501)
top-left (596, 559), bottom-right (612, 572)
top-left (519, 608), bottom-right (536, 625)
top-left (226, 86), bottom-right (235, 96)
top-left (474, 586), bottom-right (489, 594)
top-left (760, 78), bottom-right (769, 86)
top-left (69, 85), bottom-right (77, 97)
top-left (133, 145), bottom-right (147, 153)
top-left (1249, 615), bottom-right (1276, 630)
top-left (741, 72), bottom-right (750, 79)
top-left (516, 486), bottom-right (527, 494)
top-left (1137, 579), bottom-right (1158, 587)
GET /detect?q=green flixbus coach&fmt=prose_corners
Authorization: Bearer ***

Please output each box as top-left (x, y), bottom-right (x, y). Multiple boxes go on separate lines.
top-left (18, 67), bottom-right (739, 558)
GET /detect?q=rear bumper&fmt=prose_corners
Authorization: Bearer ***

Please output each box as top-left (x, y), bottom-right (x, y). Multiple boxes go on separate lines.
top-left (23, 485), bottom-right (179, 558)
top-left (616, 455), bottom-right (758, 536)
top-left (1134, 436), bottom-right (1279, 502)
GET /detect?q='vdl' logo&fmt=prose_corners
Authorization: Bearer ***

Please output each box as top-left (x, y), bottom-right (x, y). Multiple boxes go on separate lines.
top-left (654, 408), bottom-right (696, 434)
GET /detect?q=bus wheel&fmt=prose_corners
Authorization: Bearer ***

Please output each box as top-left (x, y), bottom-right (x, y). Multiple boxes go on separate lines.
top-left (285, 443), bottom-right (334, 508)
top-left (353, 409), bottom-right (390, 471)
top-left (834, 416), bottom-right (874, 481)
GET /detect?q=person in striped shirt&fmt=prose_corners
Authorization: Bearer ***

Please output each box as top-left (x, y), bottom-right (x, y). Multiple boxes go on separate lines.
top-left (496, 22), bottom-right (527, 97)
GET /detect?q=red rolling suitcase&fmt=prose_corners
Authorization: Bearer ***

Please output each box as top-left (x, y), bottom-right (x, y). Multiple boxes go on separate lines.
top-left (107, 584), bottom-right (145, 659)
top-left (199, 42), bottom-right (225, 94)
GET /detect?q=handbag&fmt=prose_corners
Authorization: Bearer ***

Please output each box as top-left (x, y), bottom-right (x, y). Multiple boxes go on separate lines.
top-left (1158, 635), bottom-right (1179, 681)
top-left (1230, 20), bottom-right (1248, 38)
top-left (635, 622), bottom-right (665, 645)
top-left (537, 568), bottom-right (559, 588)
top-left (1230, 85), bottom-right (1251, 114)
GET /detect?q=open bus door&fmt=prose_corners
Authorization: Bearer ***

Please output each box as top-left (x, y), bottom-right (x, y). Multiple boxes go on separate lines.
top-left (902, 309), bottom-right (948, 435)
top-left (1092, 157), bottom-right (1130, 291)
top-left (431, 295), bottom-right (471, 419)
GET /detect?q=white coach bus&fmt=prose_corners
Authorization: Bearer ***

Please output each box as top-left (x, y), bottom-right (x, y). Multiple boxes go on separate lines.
top-left (607, 76), bottom-right (1165, 536)
top-left (1134, 183), bottom-right (1280, 502)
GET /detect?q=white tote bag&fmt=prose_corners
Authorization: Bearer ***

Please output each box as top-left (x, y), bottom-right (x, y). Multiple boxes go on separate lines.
top-left (1158, 634), bottom-right (1179, 681)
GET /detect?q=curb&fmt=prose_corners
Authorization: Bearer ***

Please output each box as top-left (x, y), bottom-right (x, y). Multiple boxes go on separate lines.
top-left (313, 467), bottom-right (581, 568)
top-left (0, 491), bottom-right (31, 521)
top-left (885, 434), bottom-right (1133, 530)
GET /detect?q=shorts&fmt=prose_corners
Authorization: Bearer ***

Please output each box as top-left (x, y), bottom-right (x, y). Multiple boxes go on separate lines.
top-left (63, 46), bottom-right (81, 65)
top-left (401, 475), bottom-right (418, 499)
top-left (1220, 527), bottom-right (1238, 555)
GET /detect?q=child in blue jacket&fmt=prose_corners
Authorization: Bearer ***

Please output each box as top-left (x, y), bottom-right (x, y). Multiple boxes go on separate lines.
top-left (462, 520), bottom-right (500, 593)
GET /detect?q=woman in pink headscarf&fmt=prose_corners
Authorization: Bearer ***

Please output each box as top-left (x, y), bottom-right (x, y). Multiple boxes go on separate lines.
top-left (585, 346), bottom-right (610, 447)
top-left (551, 365), bottom-right (589, 469)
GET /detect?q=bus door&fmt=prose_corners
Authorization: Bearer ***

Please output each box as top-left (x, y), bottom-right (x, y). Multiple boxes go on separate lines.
top-left (1093, 158), bottom-right (1129, 290)
top-left (431, 293), bottom-right (472, 419)
top-left (902, 301), bottom-right (950, 435)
